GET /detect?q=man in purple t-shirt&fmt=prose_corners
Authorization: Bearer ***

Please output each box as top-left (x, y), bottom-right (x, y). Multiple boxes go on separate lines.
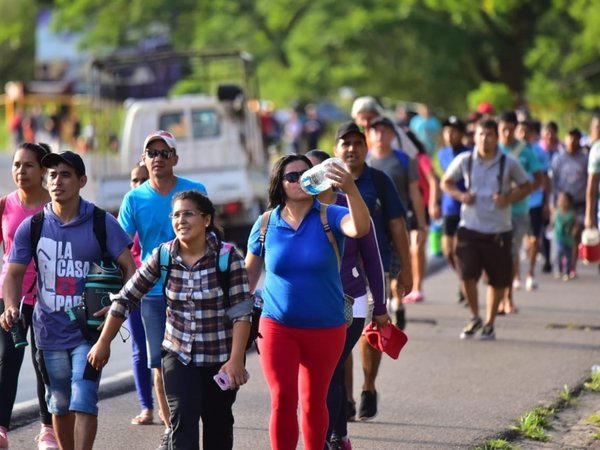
top-left (0, 151), bottom-right (136, 450)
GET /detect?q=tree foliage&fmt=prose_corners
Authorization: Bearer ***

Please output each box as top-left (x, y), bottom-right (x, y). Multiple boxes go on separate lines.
top-left (2, 0), bottom-right (600, 115)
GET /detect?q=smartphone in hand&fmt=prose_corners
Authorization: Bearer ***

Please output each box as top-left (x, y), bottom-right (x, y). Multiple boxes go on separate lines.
top-left (213, 371), bottom-right (250, 391)
top-left (213, 372), bottom-right (231, 390)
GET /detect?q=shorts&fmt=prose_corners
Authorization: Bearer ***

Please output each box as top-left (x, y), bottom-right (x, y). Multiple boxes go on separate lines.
top-left (406, 209), bottom-right (431, 231)
top-left (37, 342), bottom-right (101, 416)
top-left (388, 251), bottom-right (401, 279)
top-left (511, 213), bottom-right (530, 259)
top-left (140, 295), bottom-right (167, 369)
top-left (528, 206), bottom-right (544, 237)
top-left (455, 227), bottom-right (513, 288)
top-left (442, 215), bottom-right (461, 236)
top-left (365, 274), bottom-right (392, 326)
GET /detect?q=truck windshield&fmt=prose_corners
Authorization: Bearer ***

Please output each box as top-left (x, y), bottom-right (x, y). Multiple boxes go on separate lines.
top-left (158, 109), bottom-right (220, 141)
top-left (192, 109), bottom-right (220, 138)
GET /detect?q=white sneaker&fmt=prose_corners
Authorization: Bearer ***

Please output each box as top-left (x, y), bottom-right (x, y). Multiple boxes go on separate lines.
top-left (525, 276), bottom-right (538, 291)
top-left (512, 279), bottom-right (522, 290)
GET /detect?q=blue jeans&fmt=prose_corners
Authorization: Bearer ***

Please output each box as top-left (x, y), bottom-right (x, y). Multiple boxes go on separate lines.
top-left (140, 295), bottom-right (167, 369)
top-left (557, 243), bottom-right (573, 274)
top-left (37, 342), bottom-right (101, 416)
top-left (127, 307), bottom-right (153, 410)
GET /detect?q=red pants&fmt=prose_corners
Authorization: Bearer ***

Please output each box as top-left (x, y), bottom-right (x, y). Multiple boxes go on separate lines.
top-left (259, 317), bottom-right (345, 450)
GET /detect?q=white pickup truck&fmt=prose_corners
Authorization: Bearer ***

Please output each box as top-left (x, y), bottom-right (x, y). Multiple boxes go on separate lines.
top-left (81, 88), bottom-right (268, 246)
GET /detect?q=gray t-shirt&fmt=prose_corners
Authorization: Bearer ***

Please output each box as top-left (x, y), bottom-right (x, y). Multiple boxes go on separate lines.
top-left (551, 151), bottom-right (588, 205)
top-left (445, 149), bottom-right (529, 233)
top-left (367, 150), bottom-right (417, 210)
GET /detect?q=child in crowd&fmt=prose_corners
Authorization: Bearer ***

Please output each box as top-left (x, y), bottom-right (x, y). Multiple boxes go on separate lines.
top-left (553, 192), bottom-right (577, 281)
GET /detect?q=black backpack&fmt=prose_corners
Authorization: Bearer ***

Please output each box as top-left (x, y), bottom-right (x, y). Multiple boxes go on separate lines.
top-left (30, 206), bottom-right (123, 343)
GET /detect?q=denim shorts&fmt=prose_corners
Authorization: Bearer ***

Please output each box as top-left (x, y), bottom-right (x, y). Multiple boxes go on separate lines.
top-left (37, 342), bottom-right (101, 416)
top-left (140, 295), bottom-right (167, 369)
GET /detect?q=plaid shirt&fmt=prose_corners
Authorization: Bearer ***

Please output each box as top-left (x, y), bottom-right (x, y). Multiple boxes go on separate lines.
top-left (110, 232), bottom-right (252, 366)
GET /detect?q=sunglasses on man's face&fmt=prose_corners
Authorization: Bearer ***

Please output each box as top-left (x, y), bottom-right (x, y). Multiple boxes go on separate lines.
top-left (282, 170), bottom-right (306, 183)
top-left (145, 149), bottom-right (174, 159)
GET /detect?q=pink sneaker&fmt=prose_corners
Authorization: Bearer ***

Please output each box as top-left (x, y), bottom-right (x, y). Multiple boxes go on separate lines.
top-left (35, 426), bottom-right (59, 450)
top-left (402, 291), bottom-right (424, 304)
top-left (0, 426), bottom-right (8, 449)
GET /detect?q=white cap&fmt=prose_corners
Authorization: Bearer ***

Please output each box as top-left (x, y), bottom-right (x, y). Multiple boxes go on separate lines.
top-left (143, 130), bottom-right (177, 150)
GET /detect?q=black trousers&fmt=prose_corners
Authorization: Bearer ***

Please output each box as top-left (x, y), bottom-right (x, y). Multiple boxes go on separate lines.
top-left (0, 299), bottom-right (52, 428)
top-left (162, 351), bottom-right (237, 450)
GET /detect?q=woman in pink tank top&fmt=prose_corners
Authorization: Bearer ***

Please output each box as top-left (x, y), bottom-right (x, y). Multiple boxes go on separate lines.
top-left (0, 143), bottom-right (58, 450)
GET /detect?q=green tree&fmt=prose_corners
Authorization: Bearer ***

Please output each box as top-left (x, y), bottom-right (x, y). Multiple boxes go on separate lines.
top-left (14, 0), bottom-right (600, 117)
top-left (0, 0), bottom-right (38, 86)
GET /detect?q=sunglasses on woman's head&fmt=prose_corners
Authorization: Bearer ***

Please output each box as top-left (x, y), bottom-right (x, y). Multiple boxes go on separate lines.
top-left (282, 170), bottom-right (306, 183)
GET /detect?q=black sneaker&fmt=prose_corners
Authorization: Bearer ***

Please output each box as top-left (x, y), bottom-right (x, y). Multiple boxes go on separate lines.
top-left (155, 428), bottom-right (171, 450)
top-left (460, 316), bottom-right (482, 339)
top-left (346, 400), bottom-right (356, 422)
top-left (394, 308), bottom-right (406, 330)
top-left (358, 390), bottom-right (377, 420)
top-left (542, 262), bottom-right (553, 273)
top-left (480, 324), bottom-right (496, 341)
top-left (457, 289), bottom-right (465, 303)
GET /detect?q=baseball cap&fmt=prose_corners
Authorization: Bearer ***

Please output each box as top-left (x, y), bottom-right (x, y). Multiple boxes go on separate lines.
top-left (41, 151), bottom-right (86, 177)
top-left (369, 116), bottom-right (396, 131)
top-left (335, 121), bottom-right (366, 142)
top-left (364, 323), bottom-right (408, 360)
top-left (477, 102), bottom-right (495, 115)
top-left (143, 130), bottom-right (177, 151)
top-left (442, 116), bottom-right (466, 133)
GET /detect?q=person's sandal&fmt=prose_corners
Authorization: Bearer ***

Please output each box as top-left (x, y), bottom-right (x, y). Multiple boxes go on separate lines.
top-left (131, 410), bottom-right (154, 425)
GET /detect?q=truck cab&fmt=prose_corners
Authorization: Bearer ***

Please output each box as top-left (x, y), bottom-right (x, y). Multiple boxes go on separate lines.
top-left (82, 51), bottom-right (269, 247)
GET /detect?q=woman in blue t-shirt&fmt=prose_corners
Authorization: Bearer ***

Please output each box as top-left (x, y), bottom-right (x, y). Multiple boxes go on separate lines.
top-left (245, 154), bottom-right (370, 450)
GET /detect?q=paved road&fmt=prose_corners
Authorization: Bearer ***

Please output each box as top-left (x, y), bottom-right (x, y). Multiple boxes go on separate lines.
top-left (8, 261), bottom-right (600, 449)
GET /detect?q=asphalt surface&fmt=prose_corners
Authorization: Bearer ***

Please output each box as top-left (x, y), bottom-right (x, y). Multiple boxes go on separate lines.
top-left (6, 259), bottom-right (600, 449)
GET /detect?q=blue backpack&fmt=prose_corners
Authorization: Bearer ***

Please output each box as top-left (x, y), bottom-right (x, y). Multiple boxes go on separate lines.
top-left (158, 241), bottom-right (234, 299)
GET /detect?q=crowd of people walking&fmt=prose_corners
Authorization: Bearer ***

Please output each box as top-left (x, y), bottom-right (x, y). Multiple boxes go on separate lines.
top-left (0, 95), bottom-right (598, 450)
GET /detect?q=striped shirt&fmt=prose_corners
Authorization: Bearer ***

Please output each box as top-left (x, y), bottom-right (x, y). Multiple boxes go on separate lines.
top-left (110, 232), bottom-right (252, 366)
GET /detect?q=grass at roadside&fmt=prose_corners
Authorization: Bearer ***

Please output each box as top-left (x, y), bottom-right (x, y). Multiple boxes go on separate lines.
top-left (474, 439), bottom-right (520, 450)
top-left (511, 406), bottom-right (556, 441)
top-left (476, 371), bottom-right (600, 448)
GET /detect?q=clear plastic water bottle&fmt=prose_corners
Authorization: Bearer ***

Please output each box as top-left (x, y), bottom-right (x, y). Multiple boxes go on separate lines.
top-left (300, 157), bottom-right (345, 195)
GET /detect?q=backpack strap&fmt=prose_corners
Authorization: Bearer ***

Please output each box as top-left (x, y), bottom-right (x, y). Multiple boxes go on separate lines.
top-left (92, 206), bottom-right (108, 259)
top-left (393, 149), bottom-right (411, 199)
top-left (217, 242), bottom-right (234, 307)
top-left (497, 154), bottom-right (506, 195)
top-left (258, 210), bottom-right (273, 257)
top-left (158, 243), bottom-right (172, 297)
top-left (466, 151), bottom-right (473, 191)
top-left (30, 211), bottom-right (45, 271)
top-left (319, 203), bottom-right (341, 270)
top-left (370, 168), bottom-right (388, 214)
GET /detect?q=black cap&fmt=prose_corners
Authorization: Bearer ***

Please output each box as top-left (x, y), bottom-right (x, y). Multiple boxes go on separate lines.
top-left (442, 116), bottom-right (466, 133)
top-left (335, 121), bottom-right (366, 142)
top-left (369, 116), bottom-right (396, 130)
top-left (41, 151), bottom-right (86, 177)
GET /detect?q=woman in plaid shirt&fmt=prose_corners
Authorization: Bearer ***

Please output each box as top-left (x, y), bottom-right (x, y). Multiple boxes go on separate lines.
top-left (88, 190), bottom-right (252, 450)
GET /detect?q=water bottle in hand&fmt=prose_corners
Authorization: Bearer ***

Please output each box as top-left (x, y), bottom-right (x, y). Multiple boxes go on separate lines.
top-left (300, 158), bottom-right (345, 195)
